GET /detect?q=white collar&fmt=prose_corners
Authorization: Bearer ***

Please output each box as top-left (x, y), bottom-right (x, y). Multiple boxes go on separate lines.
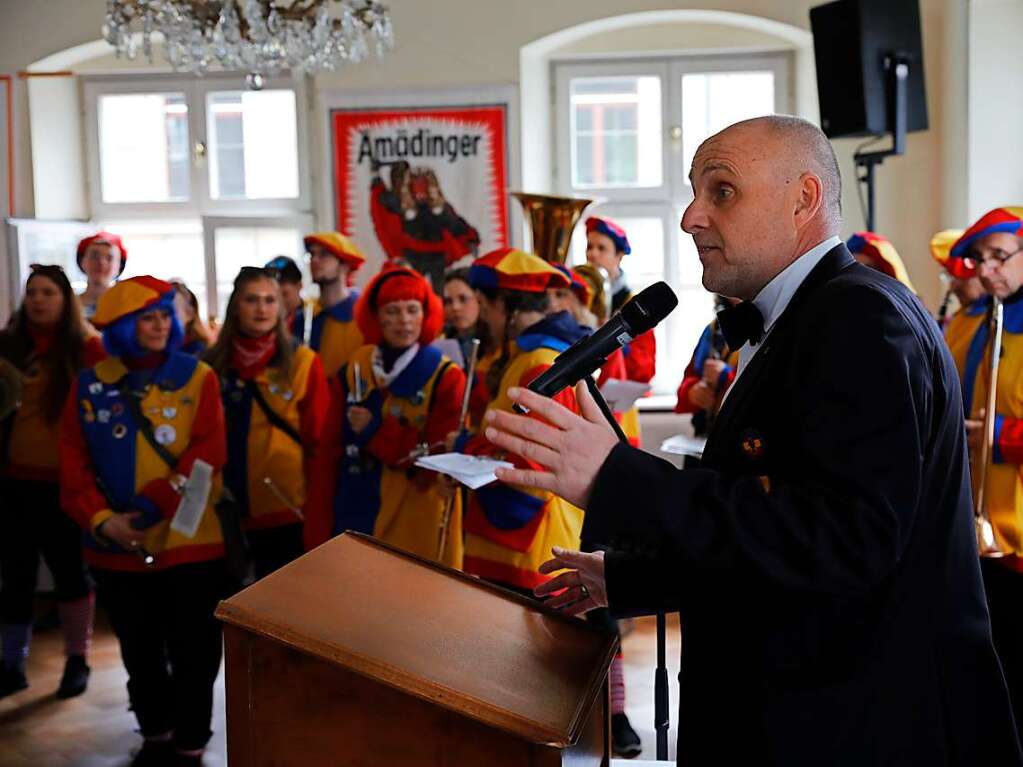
top-left (372, 343), bottom-right (420, 388)
top-left (751, 236), bottom-right (842, 338)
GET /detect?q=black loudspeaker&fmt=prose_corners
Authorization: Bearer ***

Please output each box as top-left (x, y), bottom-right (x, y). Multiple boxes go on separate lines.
top-left (810, 0), bottom-right (928, 138)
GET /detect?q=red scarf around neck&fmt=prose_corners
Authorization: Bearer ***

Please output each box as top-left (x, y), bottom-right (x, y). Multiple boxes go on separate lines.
top-left (232, 333), bottom-right (277, 379)
top-left (27, 323), bottom-right (58, 357)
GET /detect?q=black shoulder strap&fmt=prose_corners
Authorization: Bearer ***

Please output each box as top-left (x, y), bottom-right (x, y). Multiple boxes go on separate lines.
top-left (117, 378), bottom-right (178, 471)
top-left (245, 379), bottom-right (302, 446)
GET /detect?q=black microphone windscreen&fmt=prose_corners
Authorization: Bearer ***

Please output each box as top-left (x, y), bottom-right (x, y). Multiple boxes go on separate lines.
top-left (620, 281), bottom-right (679, 335)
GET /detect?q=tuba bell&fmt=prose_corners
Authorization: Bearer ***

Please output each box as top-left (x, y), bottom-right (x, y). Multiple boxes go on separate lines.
top-left (975, 297), bottom-right (1007, 558)
top-left (511, 192), bottom-right (594, 265)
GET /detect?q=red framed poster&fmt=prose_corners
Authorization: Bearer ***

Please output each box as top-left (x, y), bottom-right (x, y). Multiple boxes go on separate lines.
top-left (331, 104), bottom-right (509, 287)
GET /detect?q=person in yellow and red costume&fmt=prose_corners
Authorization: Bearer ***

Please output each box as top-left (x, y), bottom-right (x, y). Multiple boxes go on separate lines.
top-left (674, 295), bottom-right (741, 438)
top-left (204, 267), bottom-right (330, 579)
top-left (77, 231), bottom-right (127, 324)
top-left (931, 228), bottom-right (986, 333)
top-left (585, 217), bottom-right (655, 447)
top-left (845, 232), bottom-right (917, 292)
top-left (0, 265), bottom-right (105, 701)
top-left (307, 265), bottom-right (467, 566)
top-left (305, 231), bottom-right (366, 378)
top-left (944, 206), bottom-right (1023, 745)
top-left (59, 276), bottom-right (229, 767)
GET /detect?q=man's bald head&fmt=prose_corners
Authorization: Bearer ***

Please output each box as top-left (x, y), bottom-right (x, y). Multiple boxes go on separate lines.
top-left (682, 115), bottom-right (844, 299)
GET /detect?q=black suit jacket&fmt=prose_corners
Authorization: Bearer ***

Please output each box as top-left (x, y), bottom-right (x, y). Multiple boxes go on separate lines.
top-left (583, 245), bottom-right (1022, 765)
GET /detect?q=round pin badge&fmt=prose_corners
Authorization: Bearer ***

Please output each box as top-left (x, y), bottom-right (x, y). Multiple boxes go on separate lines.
top-left (154, 424), bottom-right (177, 445)
top-left (162, 406), bottom-right (177, 419)
top-left (112, 423), bottom-right (128, 439)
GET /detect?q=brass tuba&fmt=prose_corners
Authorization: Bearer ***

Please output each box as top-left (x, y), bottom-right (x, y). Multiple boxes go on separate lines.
top-left (975, 297), bottom-right (1007, 558)
top-left (511, 192), bottom-right (593, 265)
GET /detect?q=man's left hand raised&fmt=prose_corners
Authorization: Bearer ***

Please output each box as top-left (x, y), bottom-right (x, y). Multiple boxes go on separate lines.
top-left (484, 381), bottom-right (619, 509)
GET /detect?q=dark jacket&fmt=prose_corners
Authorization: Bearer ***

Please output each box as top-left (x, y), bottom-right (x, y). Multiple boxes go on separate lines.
top-left (583, 244), bottom-right (1022, 765)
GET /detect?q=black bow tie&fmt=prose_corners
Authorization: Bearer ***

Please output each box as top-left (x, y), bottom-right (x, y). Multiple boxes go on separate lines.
top-left (717, 301), bottom-right (764, 350)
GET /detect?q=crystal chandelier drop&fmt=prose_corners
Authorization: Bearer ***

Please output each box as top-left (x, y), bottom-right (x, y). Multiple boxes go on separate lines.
top-left (103, 1), bottom-right (394, 88)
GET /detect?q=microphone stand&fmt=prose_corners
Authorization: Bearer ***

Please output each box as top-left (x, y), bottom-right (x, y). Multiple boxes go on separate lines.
top-left (583, 374), bottom-right (669, 762)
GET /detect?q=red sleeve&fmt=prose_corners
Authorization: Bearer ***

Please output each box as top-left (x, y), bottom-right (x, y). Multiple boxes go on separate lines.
top-left (623, 329), bottom-right (656, 383)
top-left (83, 336), bottom-right (107, 368)
top-left (424, 364), bottom-right (467, 445)
top-left (304, 375), bottom-right (343, 550)
top-left (674, 373), bottom-right (702, 414)
top-left (370, 179), bottom-right (404, 260)
top-left (59, 378), bottom-right (110, 532)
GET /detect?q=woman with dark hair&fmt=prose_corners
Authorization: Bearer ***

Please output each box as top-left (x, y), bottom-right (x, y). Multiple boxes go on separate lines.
top-left (171, 281), bottom-right (215, 357)
top-left (441, 268), bottom-right (488, 368)
top-left (60, 276), bottom-right (228, 767)
top-left (77, 231), bottom-right (127, 322)
top-left (306, 265), bottom-right (466, 566)
top-left (0, 265), bottom-right (105, 700)
top-left (453, 249), bottom-right (587, 593)
top-left (205, 267), bottom-right (329, 579)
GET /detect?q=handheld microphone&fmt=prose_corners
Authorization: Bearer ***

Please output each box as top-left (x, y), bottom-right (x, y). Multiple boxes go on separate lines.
top-left (527, 281), bottom-right (678, 399)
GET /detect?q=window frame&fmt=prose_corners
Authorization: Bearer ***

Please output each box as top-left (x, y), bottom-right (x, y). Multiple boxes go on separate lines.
top-left (553, 51), bottom-right (793, 400)
top-left (81, 72), bottom-right (312, 221)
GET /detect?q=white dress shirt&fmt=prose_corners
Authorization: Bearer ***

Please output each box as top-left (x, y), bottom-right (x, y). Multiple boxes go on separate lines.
top-left (732, 235), bottom-right (843, 383)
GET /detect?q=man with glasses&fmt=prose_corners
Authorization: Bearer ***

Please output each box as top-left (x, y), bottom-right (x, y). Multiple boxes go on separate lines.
top-left (303, 232), bottom-right (366, 378)
top-left (945, 206), bottom-right (1023, 743)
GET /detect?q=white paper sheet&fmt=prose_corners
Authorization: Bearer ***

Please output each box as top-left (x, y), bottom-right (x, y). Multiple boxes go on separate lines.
top-left (659, 434), bottom-right (707, 458)
top-left (170, 459), bottom-right (214, 538)
top-left (415, 452), bottom-right (514, 490)
top-left (599, 378), bottom-right (652, 412)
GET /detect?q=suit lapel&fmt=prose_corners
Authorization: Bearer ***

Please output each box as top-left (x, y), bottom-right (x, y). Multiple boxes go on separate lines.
top-left (702, 244), bottom-right (856, 465)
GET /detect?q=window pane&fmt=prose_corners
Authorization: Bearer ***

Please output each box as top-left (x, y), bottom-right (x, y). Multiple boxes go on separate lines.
top-left (212, 227), bottom-right (305, 319)
top-left (570, 76), bottom-right (662, 189)
top-left (682, 71), bottom-right (775, 177)
top-left (98, 93), bottom-right (190, 203)
top-left (207, 90), bottom-right (300, 201)
top-left (98, 219), bottom-right (206, 316)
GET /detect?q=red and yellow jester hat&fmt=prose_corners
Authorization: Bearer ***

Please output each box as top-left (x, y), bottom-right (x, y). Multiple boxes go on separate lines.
top-left (468, 248), bottom-right (571, 293)
top-left (585, 216), bottom-right (631, 255)
top-left (950, 207), bottom-right (1023, 267)
top-left (77, 231), bottom-right (128, 276)
top-left (304, 231), bottom-right (366, 276)
top-left (355, 264), bottom-right (444, 345)
top-left (552, 264), bottom-right (592, 306)
top-left (929, 229), bottom-right (973, 279)
top-left (92, 275), bottom-right (175, 329)
top-left (845, 232), bottom-right (916, 292)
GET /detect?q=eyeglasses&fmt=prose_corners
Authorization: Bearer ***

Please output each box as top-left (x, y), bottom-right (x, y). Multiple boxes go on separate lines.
top-left (964, 246), bottom-right (1023, 270)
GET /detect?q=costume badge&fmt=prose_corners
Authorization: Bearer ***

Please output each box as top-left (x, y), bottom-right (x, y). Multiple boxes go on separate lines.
top-left (269, 384), bottom-right (279, 394)
top-left (88, 382), bottom-right (103, 395)
top-left (162, 406), bottom-right (177, 419)
top-left (81, 399), bottom-right (95, 423)
top-left (154, 424), bottom-right (177, 445)
top-left (411, 390), bottom-right (426, 406)
top-left (112, 423), bottom-right (128, 439)
top-left (111, 403), bottom-right (124, 416)
top-left (282, 390), bottom-right (293, 401)
top-left (97, 409), bottom-right (111, 424)
top-left (740, 430), bottom-right (766, 460)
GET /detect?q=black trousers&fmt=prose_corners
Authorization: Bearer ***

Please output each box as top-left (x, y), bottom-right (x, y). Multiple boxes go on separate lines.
top-left (247, 522), bottom-right (304, 580)
top-left (92, 560), bottom-right (229, 751)
top-left (0, 479), bottom-right (92, 623)
top-left (983, 559), bottom-right (1023, 746)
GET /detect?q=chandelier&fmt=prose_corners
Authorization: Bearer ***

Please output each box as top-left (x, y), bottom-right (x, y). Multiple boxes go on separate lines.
top-left (102, 1), bottom-right (394, 88)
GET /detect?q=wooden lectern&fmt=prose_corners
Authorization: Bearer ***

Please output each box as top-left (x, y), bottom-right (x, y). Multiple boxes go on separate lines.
top-left (215, 532), bottom-right (618, 766)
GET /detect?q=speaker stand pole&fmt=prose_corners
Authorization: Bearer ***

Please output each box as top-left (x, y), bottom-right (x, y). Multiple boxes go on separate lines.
top-left (853, 51), bottom-right (910, 234)
top-left (582, 375), bottom-right (670, 761)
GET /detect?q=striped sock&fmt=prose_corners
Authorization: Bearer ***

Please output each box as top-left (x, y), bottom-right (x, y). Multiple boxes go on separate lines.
top-left (1, 623), bottom-right (32, 671)
top-left (58, 593), bottom-right (95, 658)
top-left (610, 651), bottom-right (626, 715)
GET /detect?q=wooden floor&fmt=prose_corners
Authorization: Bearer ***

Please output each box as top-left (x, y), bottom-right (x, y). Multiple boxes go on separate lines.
top-left (0, 604), bottom-right (680, 766)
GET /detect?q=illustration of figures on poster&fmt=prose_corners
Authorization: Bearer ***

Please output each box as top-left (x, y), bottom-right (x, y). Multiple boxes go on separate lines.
top-left (331, 104), bottom-right (510, 290)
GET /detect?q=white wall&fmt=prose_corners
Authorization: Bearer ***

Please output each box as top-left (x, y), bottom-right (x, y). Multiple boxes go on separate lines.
top-left (0, 0), bottom-right (997, 312)
top-left (968, 0), bottom-right (1023, 219)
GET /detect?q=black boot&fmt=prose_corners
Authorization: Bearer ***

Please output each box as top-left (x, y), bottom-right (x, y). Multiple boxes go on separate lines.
top-left (0, 663), bottom-right (28, 698)
top-left (56, 654), bottom-right (90, 699)
top-left (611, 712), bottom-right (642, 758)
top-left (131, 739), bottom-right (176, 767)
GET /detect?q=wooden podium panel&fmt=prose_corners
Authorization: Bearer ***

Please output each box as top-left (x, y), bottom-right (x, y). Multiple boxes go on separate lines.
top-left (216, 532), bottom-right (618, 766)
